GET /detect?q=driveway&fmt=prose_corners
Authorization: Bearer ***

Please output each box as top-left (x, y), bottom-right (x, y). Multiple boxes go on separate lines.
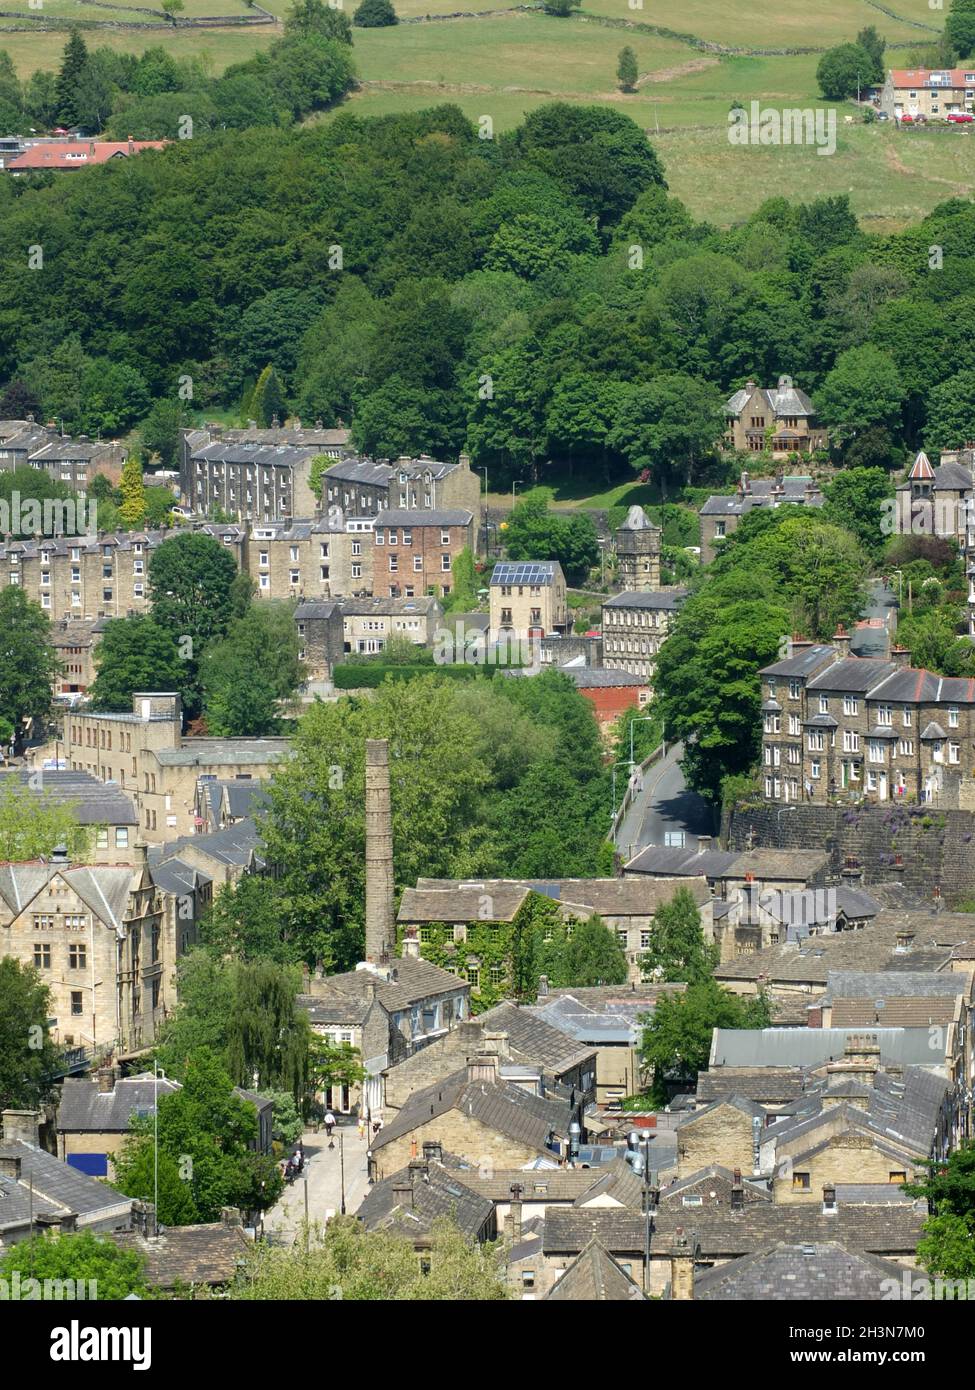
top-left (615, 742), bottom-right (714, 864)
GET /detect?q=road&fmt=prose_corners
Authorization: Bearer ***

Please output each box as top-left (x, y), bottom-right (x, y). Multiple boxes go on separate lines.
top-left (615, 741), bottom-right (714, 864)
top-left (263, 1120), bottom-right (372, 1245)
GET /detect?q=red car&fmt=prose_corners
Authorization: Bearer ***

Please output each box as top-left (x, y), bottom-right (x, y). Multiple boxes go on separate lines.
top-left (948, 112), bottom-right (974, 122)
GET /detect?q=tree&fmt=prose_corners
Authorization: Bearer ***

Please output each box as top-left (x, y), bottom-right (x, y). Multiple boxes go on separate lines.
top-left (0, 957), bottom-right (59, 1113)
top-left (55, 30), bottom-right (90, 128)
top-left (904, 1143), bottom-right (975, 1279)
top-left (946, 0), bottom-right (975, 61)
top-left (0, 779), bottom-right (93, 862)
top-left (118, 449), bottom-right (148, 527)
top-left (925, 369), bottom-right (975, 451)
top-left (503, 493), bottom-right (599, 585)
top-left (139, 398), bottom-right (191, 469)
top-left (0, 379), bottom-right (41, 419)
top-left (640, 888), bottom-right (718, 984)
top-left (248, 364), bottom-right (287, 428)
top-left (231, 1215), bottom-right (508, 1299)
top-left (0, 1232), bottom-right (148, 1301)
top-left (823, 467), bottom-right (895, 557)
top-left (0, 589), bottom-right (58, 737)
top-left (201, 602), bottom-right (305, 737)
top-left (307, 1034), bottom-right (366, 1096)
top-left (88, 617), bottom-right (185, 713)
top-left (201, 875), bottom-right (294, 964)
top-left (617, 46), bottom-right (638, 93)
top-left (285, 0), bottom-right (353, 43)
top-left (148, 532), bottom-right (239, 677)
top-left (161, 0), bottom-right (185, 17)
top-left (856, 26), bottom-right (886, 84)
top-left (816, 43), bottom-right (874, 102)
top-left (543, 0), bottom-right (581, 14)
top-left (226, 961), bottom-right (310, 1099)
top-left (639, 980), bottom-right (771, 1104)
top-left (816, 344), bottom-right (906, 447)
top-left (114, 1049), bottom-right (283, 1224)
top-left (560, 914), bottom-right (628, 986)
top-left (264, 1089), bottom-right (303, 1146)
top-left (353, 0), bottom-right (398, 25)
top-left (609, 375), bottom-right (725, 491)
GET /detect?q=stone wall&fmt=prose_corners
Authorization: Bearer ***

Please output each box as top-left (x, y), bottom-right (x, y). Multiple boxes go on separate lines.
top-left (726, 801), bottom-right (975, 903)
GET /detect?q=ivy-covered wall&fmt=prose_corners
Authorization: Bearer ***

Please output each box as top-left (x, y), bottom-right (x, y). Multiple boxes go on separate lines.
top-left (396, 891), bottom-right (573, 1013)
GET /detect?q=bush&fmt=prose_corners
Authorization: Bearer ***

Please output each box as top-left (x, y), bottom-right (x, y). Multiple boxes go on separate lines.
top-left (353, 0), bottom-right (397, 25)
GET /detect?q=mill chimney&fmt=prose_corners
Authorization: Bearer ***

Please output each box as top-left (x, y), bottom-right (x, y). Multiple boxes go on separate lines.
top-left (364, 739), bottom-right (395, 965)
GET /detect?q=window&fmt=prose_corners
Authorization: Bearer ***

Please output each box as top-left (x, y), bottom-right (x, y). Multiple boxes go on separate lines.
top-left (402, 529), bottom-right (412, 546)
top-left (899, 739), bottom-right (914, 757)
top-left (714, 520), bottom-right (726, 538)
top-left (96, 828), bottom-right (109, 849)
top-left (808, 731), bottom-right (824, 751)
top-left (843, 696), bottom-right (858, 715)
top-left (819, 696), bottom-right (829, 714)
top-left (792, 1172), bottom-right (811, 1190)
top-left (466, 965), bottom-right (480, 989)
top-left (811, 759), bottom-right (821, 779)
top-left (521, 1270), bottom-right (535, 1289)
top-left (259, 574), bottom-right (270, 590)
top-left (789, 680), bottom-right (801, 699)
top-left (115, 827), bottom-right (129, 849)
top-left (68, 944), bottom-right (87, 969)
top-left (949, 741), bottom-right (960, 764)
top-left (489, 963), bottom-right (504, 984)
top-left (389, 556), bottom-right (398, 572)
top-left (843, 730), bottom-right (860, 753)
top-left (903, 708), bottom-right (913, 728)
top-left (33, 943), bottom-right (51, 968)
top-left (876, 705), bottom-right (893, 727)
top-left (441, 554), bottom-right (451, 571)
top-left (889, 1171), bottom-right (907, 1184)
top-left (71, 991), bottom-right (83, 1016)
top-left (949, 706), bottom-right (959, 728)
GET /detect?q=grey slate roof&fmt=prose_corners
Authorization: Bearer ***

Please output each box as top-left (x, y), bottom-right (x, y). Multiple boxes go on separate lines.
top-left (307, 956), bottom-right (469, 1017)
top-left (155, 739), bottom-right (289, 769)
top-left (0, 769), bottom-right (136, 825)
top-left (824, 970), bottom-right (968, 1001)
top-left (148, 819), bottom-right (265, 872)
top-left (603, 589), bottom-right (686, 611)
top-left (760, 644), bottom-right (835, 678)
top-left (0, 862), bottom-right (135, 931)
top-left (695, 1068), bottom-right (808, 1105)
top-left (691, 1243), bottom-right (903, 1301)
top-left (371, 1067), bottom-right (568, 1154)
top-left (471, 1002), bottom-right (596, 1076)
top-left (543, 1207), bottom-right (648, 1254)
top-left (546, 1238), bottom-right (648, 1301)
top-left (377, 508), bottom-right (473, 528)
top-left (560, 666), bottom-right (647, 688)
top-left (58, 1076), bottom-right (180, 1133)
top-left (709, 1027), bottom-right (951, 1069)
top-left (806, 658), bottom-right (898, 693)
top-left (112, 1221), bottom-right (252, 1287)
top-left (357, 1161), bottom-right (494, 1241)
top-left (0, 1142), bottom-right (132, 1234)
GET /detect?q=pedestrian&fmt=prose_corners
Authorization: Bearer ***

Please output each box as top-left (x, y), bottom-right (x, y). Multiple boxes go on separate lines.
top-left (324, 1110), bottom-right (336, 1138)
top-left (358, 1115), bottom-right (366, 1141)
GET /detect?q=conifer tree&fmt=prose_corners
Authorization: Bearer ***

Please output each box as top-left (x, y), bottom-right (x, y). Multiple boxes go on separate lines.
top-left (55, 30), bottom-right (89, 128)
top-left (118, 449), bottom-right (148, 527)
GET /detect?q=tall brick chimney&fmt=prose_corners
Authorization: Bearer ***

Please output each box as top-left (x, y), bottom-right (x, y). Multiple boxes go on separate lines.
top-left (364, 739), bottom-right (395, 965)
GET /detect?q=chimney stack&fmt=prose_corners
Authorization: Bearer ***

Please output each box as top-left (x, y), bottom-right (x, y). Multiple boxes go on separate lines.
top-left (670, 1228), bottom-right (694, 1301)
top-left (96, 1067), bottom-right (115, 1095)
top-left (832, 624), bottom-right (851, 658)
top-left (731, 1168), bottom-right (744, 1211)
top-left (1, 1109), bottom-right (41, 1146)
top-left (364, 739), bottom-right (395, 965)
top-left (509, 1183), bottom-right (523, 1243)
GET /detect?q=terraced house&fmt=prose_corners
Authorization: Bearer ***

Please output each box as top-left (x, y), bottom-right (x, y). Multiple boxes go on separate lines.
top-left (758, 638), bottom-right (975, 807)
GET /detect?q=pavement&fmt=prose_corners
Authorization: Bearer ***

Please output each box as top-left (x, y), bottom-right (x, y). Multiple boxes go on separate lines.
top-left (263, 1120), bottom-right (372, 1244)
top-left (615, 741), bottom-right (714, 865)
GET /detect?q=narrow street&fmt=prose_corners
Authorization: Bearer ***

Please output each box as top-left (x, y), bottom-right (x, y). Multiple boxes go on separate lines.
top-left (263, 1121), bottom-right (372, 1245)
top-left (615, 741), bottom-right (714, 865)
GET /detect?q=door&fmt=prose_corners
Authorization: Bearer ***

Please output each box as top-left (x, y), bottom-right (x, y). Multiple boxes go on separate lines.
top-left (878, 771), bottom-right (888, 801)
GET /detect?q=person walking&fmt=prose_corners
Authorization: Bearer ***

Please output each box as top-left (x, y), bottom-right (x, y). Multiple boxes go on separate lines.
top-left (324, 1110), bottom-right (336, 1139)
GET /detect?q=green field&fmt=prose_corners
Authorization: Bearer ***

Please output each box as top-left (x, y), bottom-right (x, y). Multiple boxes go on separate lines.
top-left (4, 0), bottom-right (972, 226)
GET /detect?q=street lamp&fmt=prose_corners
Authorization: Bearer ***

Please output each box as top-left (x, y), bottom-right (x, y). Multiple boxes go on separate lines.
top-left (611, 758), bottom-right (636, 826)
top-left (625, 1130), bottom-right (655, 1292)
top-left (629, 714), bottom-right (657, 771)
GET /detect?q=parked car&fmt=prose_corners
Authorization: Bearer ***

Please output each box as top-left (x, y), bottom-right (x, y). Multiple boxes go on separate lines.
top-left (948, 112), bottom-right (974, 123)
top-left (877, 111), bottom-right (889, 121)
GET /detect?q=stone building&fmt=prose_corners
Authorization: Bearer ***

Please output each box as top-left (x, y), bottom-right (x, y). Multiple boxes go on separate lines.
top-left (0, 418), bottom-right (125, 491)
top-left (699, 472), bottom-right (824, 564)
top-left (181, 423), bottom-right (338, 521)
top-left (0, 1135), bottom-right (133, 1245)
top-left (322, 453), bottom-right (480, 519)
top-left (0, 845), bottom-right (170, 1053)
top-left (368, 1057), bottom-right (572, 1182)
top-left (723, 378), bottom-right (827, 456)
top-left (0, 524), bottom-right (245, 623)
top-left (51, 616), bottom-right (108, 695)
top-left (339, 595), bottom-right (443, 655)
top-left (372, 508), bottom-right (474, 600)
top-left (294, 600), bottom-right (345, 685)
top-left (758, 640), bottom-right (975, 807)
top-left (614, 506), bottom-right (661, 591)
top-left (60, 692), bottom-right (289, 841)
top-left (489, 561), bottom-right (568, 643)
top-left (0, 769), bottom-right (137, 866)
top-left (891, 450), bottom-right (975, 636)
top-left (246, 515), bottom-right (374, 600)
top-left (881, 66), bottom-right (975, 120)
top-left (601, 589), bottom-right (686, 681)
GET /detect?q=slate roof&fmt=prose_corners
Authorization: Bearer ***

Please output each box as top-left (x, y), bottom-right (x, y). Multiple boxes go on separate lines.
top-left (617, 506), bottom-right (660, 533)
top-left (371, 1067), bottom-right (568, 1154)
top-left (0, 769), bottom-right (136, 825)
top-left (148, 819), bottom-right (265, 872)
top-left (112, 1222), bottom-right (252, 1287)
top-left (530, 996), bottom-right (641, 1047)
top-left (709, 1027), bottom-right (952, 1069)
top-left (0, 1142), bottom-right (132, 1234)
top-left (452, 1167), bottom-right (596, 1202)
top-left (806, 658), bottom-right (898, 693)
top-left (625, 846), bottom-right (739, 878)
top-left (377, 508), bottom-right (473, 528)
top-left (490, 562), bottom-right (561, 587)
top-left (306, 956), bottom-right (469, 1018)
top-left (543, 1207), bottom-right (648, 1254)
top-left (695, 1068), bottom-right (808, 1105)
top-left (691, 1243), bottom-right (904, 1301)
top-left (651, 1196), bottom-right (926, 1261)
top-left (155, 738), bottom-right (289, 769)
top-left (572, 1157), bottom-right (645, 1209)
top-left (546, 1238), bottom-right (648, 1301)
top-left (603, 589), bottom-right (686, 611)
top-left (0, 862), bottom-right (135, 931)
top-left (560, 666), bottom-right (648, 689)
top-left (726, 383), bottom-right (817, 417)
top-left (472, 1002), bottom-right (596, 1076)
top-left (58, 1077), bottom-right (180, 1133)
top-left (339, 596), bottom-right (441, 617)
top-left (357, 1161), bottom-right (494, 1241)
top-left (414, 876), bottom-right (710, 920)
top-left (759, 644), bottom-right (835, 679)
top-left (398, 883), bottom-right (530, 924)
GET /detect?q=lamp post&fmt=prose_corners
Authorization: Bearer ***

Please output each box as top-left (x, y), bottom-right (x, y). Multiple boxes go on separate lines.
top-left (611, 759), bottom-right (636, 829)
top-left (776, 803), bottom-right (797, 844)
top-left (629, 715), bottom-right (657, 771)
